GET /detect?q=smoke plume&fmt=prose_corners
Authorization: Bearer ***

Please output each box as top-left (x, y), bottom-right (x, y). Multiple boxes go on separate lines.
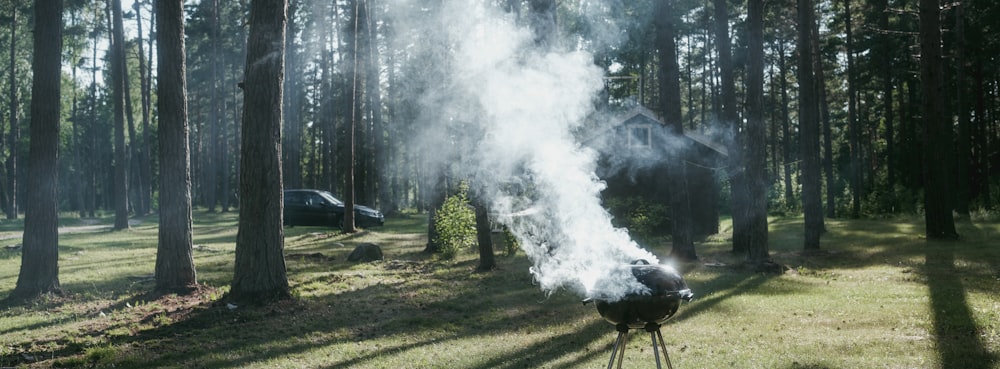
top-left (390, 0), bottom-right (663, 301)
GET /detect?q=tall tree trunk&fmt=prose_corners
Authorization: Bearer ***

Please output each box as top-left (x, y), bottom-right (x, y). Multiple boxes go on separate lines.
top-left (134, 0), bottom-right (153, 217)
top-left (367, 0), bottom-right (387, 211)
top-left (231, 0), bottom-right (290, 303)
top-left (878, 0), bottom-right (896, 206)
top-left (973, 59), bottom-right (988, 208)
top-left (658, 0), bottom-right (695, 261)
top-left (111, 0), bottom-right (130, 230)
top-left (205, 0), bottom-right (222, 213)
top-left (124, 51), bottom-right (144, 216)
top-left (687, 33), bottom-right (695, 129)
top-left (356, 0), bottom-right (372, 206)
top-left (918, 0), bottom-right (958, 239)
top-left (953, 1), bottom-right (970, 217)
top-left (778, 41), bottom-right (794, 209)
top-left (283, 0), bottom-right (303, 189)
top-left (85, 20), bottom-right (99, 218)
top-left (798, 0), bottom-right (823, 250)
top-left (8, 0), bottom-right (64, 301)
top-left (5, 5), bottom-right (17, 220)
top-left (715, 0), bottom-right (745, 255)
top-left (424, 170), bottom-right (446, 253)
top-left (768, 43), bottom-right (779, 193)
top-left (218, 0), bottom-right (231, 212)
top-left (322, 0), bottom-right (337, 193)
top-left (473, 193), bottom-right (496, 272)
top-left (905, 78), bottom-right (922, 191)
top-left (384, 40), bottom-right (399, 215)
top-left (700, 10), bottom-right (709, 128)
top-left (745, 0), bottom-right (770, 265)
top-left (67, 9), bottom-right (80, 214)
top-left (155, 0), bottom-right (197, 293)
top-left (343, 0), bottom-right (362, 233)
top-left (844, 0), bottom-right (861, 218)
top-left (813, 9), bottom-right (834, 219)
top-left (219, 73), bottom-right (231, 211)
top-left (232, 0), bottom-right (247, 210)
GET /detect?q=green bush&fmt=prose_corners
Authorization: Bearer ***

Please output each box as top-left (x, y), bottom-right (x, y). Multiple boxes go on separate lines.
top-left (434, 183), bottom-right (477, 259)
top-left (502, 227), bottom-right (520, 256)
top-left (604, 196), bottom-right (670, 244)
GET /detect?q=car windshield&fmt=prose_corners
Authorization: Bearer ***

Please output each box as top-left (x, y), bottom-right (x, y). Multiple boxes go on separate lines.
top-left (319, 191), bottom-right (344, 206)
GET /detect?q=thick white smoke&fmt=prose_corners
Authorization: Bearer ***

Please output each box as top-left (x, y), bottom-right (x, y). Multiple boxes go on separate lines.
top-left (391, 0), bottom-right (659, 301)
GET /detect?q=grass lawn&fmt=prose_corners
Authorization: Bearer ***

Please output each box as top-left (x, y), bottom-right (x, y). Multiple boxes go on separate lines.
top-left (1, 212), bottom-right (998, 368)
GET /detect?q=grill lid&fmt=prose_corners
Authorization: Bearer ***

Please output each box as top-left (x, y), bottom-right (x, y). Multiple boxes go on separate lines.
top-left (586, 259), bottom-right (693, 327)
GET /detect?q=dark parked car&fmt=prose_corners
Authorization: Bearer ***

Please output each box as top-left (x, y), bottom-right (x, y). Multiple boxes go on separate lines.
top-left (284, 189), bottom-right (385, 229)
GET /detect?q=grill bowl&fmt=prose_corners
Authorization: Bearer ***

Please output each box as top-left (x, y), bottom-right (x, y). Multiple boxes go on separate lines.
top-left (589, 260), bottom-right (693, 328)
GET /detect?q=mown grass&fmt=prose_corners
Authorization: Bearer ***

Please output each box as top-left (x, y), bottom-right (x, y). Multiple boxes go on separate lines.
top-left (1, 212), bottom-right (998, 368)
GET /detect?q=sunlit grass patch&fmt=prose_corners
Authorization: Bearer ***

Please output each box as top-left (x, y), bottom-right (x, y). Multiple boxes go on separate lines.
top-left (1, 213), bottom-right (998, 368)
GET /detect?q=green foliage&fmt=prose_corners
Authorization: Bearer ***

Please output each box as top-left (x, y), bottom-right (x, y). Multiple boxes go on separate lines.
top-left (502, 226), bottom-right (520, 256)
top-left (433, 183), bottom-right (477, 259)
top-left (604, 196), bottom-right (669, 244)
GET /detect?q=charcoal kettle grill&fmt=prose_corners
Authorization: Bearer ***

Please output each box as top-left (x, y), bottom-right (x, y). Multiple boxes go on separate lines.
top-left (584, 259), bottom-right (693, 369)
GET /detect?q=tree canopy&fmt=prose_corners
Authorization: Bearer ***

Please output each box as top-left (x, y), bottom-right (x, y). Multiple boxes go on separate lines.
top-left (3, 0), bottom-right (1000, 293)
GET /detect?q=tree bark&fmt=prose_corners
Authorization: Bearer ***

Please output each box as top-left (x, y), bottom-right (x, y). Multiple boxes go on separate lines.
top-left (111, 0), bottom-right (130, 230)
top-left (9, 0), bottom-right (64, 301)
top-left (918, 0), bottom-right (958, 239)
top-left (424, 171), bottom-right (446, 253)
top-left (844, 0), bottom-right (861, 218)
top-left (231, 0), bottom-right (291, 303)
top-left (320, 0), bottom-right (337, 193)
top-left (813, 8), bottom-right (834, 219)
top-left (343, 0), bottom-right (361, 233)
top-left (205, 0), bottom-right (222, 213)
top-left (134, 1), bottom-right (153, 217)
top-left (473, 194), bottom-right (496, 271)
top-left (745, 0), bottom-right (770, 264)
top-left (714, 0), bottom-right (746, 255)
top-left (124, 45), bottom-right (144, 216)
top-left (84, 22), bottom-right (98, 218)
top-left (367, 0), bottom-right (387, 211)
top-left (952, 1), bottom-right (970, 218)
top-left (4, 6), bottom-right (17, 220)
top-left (282, 0), bottom-right (303, 189)
top-left (778, 42), bottom-right (794, 210)
top-left (798, 0), bottom-right (823, 250)
top-left (155, 0), bottom-right (197, 293)
top-left (657, 0), bottom-right (695, 261)
top-left (877, 0), bottom-right (896, 202)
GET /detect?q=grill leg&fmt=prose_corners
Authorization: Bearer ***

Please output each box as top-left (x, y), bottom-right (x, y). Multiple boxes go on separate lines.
top-left (650, 329), bottom-right (662, 369)
top-left (646, 323), bottom-right (674, 369)
top-left (607, 324), bottom-right (630, 369)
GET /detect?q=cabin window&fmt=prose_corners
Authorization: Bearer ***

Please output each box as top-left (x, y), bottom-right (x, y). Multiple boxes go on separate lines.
top-left (628, 125), bottom-right (652, 148)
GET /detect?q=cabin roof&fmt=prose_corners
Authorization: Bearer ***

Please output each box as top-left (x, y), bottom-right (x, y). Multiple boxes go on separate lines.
top-left (610, 105), bottom-right (729, 157)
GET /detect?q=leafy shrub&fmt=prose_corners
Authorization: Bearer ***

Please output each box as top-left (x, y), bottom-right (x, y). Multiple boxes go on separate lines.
top-left (604, 196), bottom-right (670, 244)
top-left (502, 227), bottom-right (520, 256)
top-left (434, 183), bottom-right (477, 259)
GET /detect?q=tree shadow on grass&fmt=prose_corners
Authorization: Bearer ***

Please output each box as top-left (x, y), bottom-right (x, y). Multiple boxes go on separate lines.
top-left (670, 269), bottom-right (776, 324)
top-left (84, 257), bottom-right (600, 368)
top-left (924, 244), bottom-right (998, 369)
top-left (92, 250), bottom-right (779, 369)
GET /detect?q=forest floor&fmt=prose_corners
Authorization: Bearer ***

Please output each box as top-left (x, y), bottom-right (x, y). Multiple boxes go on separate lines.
top-left (0, 218), bottom-right (143, 242)
top-left (0, 212), bottom-right (998, 368)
